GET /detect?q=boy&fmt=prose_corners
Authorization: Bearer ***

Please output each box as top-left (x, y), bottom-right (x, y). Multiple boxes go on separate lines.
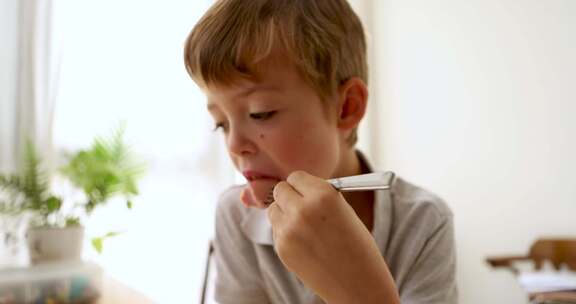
top-left (184, 0), bottom-right (457, 303)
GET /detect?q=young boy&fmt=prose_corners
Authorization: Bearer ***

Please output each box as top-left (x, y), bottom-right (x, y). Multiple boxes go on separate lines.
top-left (184, 1), bottom-right (457, 303)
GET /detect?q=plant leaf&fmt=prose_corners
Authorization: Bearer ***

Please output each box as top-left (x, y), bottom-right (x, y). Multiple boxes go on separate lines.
top-left (65, 217), bottom-right (81, 226)
top-left (91, 231), bottom-right (122, 254)
top-left (46, 196), bottom-right (62, 213)
top-left (91, 237), bottom-right (103, 254)
top-left (104, 231), bottom-right (121, 238)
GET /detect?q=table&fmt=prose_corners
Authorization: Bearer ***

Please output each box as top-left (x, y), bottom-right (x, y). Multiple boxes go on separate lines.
top-left (0, 262), bottom-right (154, 303)
top-left (97, 277), bottom-right (154, 303)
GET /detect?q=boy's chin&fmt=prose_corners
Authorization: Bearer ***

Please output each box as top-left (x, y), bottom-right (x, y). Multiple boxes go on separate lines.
top-left (240, 186), bottom-right (262, 208)
top-left (240, 184), bottom-right (273, 209)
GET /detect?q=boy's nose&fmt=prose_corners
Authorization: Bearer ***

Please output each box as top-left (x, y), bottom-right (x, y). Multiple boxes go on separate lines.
top-left (227, 127), bottom-right (257, 156)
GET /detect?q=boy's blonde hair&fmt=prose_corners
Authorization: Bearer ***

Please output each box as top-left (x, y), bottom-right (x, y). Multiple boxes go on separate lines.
top-left (184, 0), bottom-right (367, 145)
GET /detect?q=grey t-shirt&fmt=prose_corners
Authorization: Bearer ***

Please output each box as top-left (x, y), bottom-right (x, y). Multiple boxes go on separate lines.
top-left (213, 156), bottom-right (457, 304)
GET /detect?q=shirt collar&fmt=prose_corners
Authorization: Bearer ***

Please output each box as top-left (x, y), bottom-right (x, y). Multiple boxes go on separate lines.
top-left (241, 150), bottom-right (392, 252)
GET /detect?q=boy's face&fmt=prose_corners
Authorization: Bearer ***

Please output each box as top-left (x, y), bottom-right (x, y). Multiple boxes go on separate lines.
top-left (205, 57), bottom-right (344, 208)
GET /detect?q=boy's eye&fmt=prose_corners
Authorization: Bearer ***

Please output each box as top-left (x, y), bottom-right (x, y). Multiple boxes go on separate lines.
top-left (249, 111), bottom-right (277, 120)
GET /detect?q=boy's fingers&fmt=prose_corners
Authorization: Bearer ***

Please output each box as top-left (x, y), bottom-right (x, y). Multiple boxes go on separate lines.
top-left (273, 181), bottom-right (302, 212)
top-left (286, 171), bottom-right (332, 195)
top-left (267, 201), bottom-right (283, 225)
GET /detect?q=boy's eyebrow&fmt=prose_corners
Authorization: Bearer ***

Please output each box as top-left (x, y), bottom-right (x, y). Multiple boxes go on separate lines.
top-left (207, 84), bottom-right (281, 112)
top-left (237, 84), bottom-right (280, 98)
top-left (206, 84), bottom-right (281, 112)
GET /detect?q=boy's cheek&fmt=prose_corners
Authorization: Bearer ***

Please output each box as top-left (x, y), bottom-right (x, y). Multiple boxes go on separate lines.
top-left (274, 139), bottom-right (337, 178)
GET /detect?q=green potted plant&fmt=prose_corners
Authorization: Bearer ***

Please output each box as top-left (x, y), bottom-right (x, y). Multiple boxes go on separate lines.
top-left (1, 127), bottom-right (145, 265)
top-left (0, 143), bottom-right (69, 265)
top-left (60, 126), bottom-right (146, 254)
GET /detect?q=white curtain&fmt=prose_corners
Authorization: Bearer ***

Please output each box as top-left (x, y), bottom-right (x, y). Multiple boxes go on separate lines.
top-left (0, 0), bottom-right (60, 173)
top-left (0, 0), bottom-right (19, 172)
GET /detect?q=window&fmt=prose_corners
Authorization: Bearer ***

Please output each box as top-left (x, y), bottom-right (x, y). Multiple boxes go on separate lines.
top-left (52, 1), bottom-right (232, 302)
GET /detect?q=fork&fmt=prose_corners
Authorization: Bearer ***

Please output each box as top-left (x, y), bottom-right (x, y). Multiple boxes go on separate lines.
top-left (264, 171), bottom-right (395, 205)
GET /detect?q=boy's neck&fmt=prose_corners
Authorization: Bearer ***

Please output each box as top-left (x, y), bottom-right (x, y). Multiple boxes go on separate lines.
top-left (337, 148), bottom-right (375, 232)
top-left (334, 148), bottom-right (364, 177)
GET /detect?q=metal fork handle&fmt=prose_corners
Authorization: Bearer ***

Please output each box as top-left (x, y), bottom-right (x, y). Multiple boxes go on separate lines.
top-left (328, 171), bottom-right (395, 192)
top-left (264, 171), bottom-right (395, 205)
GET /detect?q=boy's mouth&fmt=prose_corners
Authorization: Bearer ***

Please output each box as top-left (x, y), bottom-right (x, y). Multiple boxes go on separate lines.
top-left (241, 170), bottom-right (282, 207)
top-left (242, 170), bottom-right (282, 182)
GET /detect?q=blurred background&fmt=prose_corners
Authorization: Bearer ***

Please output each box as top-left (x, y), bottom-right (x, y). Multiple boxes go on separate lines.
top-left (1, 0), bottom-right (575, 303)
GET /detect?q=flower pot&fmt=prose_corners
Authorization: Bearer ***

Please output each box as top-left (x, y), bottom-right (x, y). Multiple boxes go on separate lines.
top-left (26, 226), bottom-right (84, 264)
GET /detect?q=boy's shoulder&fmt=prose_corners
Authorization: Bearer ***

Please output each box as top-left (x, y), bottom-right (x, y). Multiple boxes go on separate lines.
top-left (390, 176), bottom-right (453, 221)
top-left (215, 184), bottom-right (248, 221)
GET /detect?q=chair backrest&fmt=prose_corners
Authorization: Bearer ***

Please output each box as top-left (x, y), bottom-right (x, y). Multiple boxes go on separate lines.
top-left (529, 239), bottom-right (576, 271)
top-left (200, 241), bottom-right (215, 304)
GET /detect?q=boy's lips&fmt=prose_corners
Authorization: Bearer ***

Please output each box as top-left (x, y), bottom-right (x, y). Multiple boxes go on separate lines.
top-left (242, 170), bottom-right (282, 182)
top-left (241, 170), bottom-right (282, 207)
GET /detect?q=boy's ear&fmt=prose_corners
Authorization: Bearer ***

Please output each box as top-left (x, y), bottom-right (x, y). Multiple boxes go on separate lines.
top-left (336, 77), bottom-right (368, 130)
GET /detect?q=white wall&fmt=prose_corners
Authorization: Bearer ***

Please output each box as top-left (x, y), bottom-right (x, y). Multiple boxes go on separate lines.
top-left (372, 0), bottom-right (576, 303)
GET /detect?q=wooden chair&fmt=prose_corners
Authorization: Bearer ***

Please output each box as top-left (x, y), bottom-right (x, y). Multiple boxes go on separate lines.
top-left (486, 238), bottom-right (576, 303)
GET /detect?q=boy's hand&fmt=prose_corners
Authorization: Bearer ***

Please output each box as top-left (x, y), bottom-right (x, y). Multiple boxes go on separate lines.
top-left (266, 171), bottom-right (400, 304)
